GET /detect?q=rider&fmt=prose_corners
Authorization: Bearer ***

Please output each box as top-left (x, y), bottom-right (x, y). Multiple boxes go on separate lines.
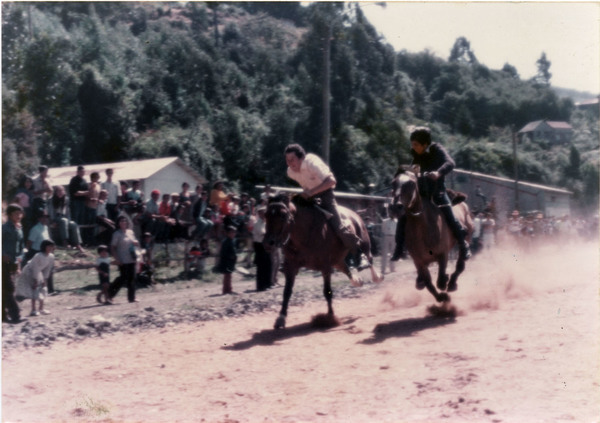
top-left (284, 144), bottom-right (370, 271)
top-left (391, 127), bottom-right (472, 261)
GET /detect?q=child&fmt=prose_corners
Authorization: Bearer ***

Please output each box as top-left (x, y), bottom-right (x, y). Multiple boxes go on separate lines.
top-left (17, 239), bottom-right (55, 316)
top-left (214, 226), bottom-right (237, 294)
top-left (96, 245), bottom-right (112, 305)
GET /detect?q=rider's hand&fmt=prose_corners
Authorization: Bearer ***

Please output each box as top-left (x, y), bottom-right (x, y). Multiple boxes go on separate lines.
top-left (426, 171), bottom-right (440, 181)
top-left (301, 189), bottom-right (312, 200)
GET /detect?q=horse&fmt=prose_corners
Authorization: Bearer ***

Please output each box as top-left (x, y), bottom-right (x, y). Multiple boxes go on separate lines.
top-left (391, 165), bottom-right (473, 303)
top-left (264, 194), bottom-right (383, 329)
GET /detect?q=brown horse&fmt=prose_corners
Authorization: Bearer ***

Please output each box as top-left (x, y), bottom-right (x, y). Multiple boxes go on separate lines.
top-left (264, 194), bottom-right (383, 329)
top-left (391, 166), bottom-right (473, 303)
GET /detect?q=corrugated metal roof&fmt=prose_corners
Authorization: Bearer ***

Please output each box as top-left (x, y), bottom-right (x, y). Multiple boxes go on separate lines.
top-left (46, 157), bottom-right (206, 186)
top-left (454, 169), bottom-right (573, 195)
top-left (518, 120), bottom-right (572, 133)
top-left (545, 121), bottom-right (573, 130)
top-left (518, 120), bottom-right (544, 133)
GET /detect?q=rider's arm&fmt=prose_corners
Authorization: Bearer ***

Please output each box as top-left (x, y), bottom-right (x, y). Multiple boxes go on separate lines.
top-left (304, 175), bottom-right (336, 198)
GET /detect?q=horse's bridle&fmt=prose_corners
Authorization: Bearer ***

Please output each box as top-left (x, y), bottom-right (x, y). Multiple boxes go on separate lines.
top-left (268, 201), bottom-right (293, 247)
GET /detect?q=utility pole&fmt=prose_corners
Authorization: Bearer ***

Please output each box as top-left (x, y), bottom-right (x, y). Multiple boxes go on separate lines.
top-left (321, 23), bottom-right (331, 165)
top-left (512, 127), bottom-right (519, 210)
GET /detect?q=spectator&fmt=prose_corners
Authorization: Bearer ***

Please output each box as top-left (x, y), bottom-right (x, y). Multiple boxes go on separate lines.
top-left (214, 225), bottom-right (238, 295)
top-left (209, 180), bottom-right (228, 210)
top-left (68, 165), bottom-right (88, 226)
top-left (252, 206), bottom-right (272, 291)
top-left (82, 171), bottom-right (101, 246)
top-left (2, 204), bottom-right (25, 323)
top-left (179, 182), bottom-right (192, 204)
top-left (47, 185), bottom-right (86, 253)
top-left (110, 215), bottom-right (140, 303)
top-left (191, 189), bottom-right (214, 240)
top-left (31, 165), bottom-right (53, 214)
top-left (481, 213), bottom-right (496, 250)
top-left (14, 176), bottom-right (34, 240)
top-left (156, 193), bottom-right (176, 242)
top-left (379, 207), bottom-right (397, 274)
top-left (507, 210), bottom-right (522, 242)
top-left (141, 189), bottom-right (161, 235)
top-left (95, 245), bottom-right (112, 305)
top-left (96, 189), bottom-right (116, 246)
top-left (16, 239), bottom-right (56, 317)
top-left (123, 179), bottom-right (144, 215)
top-left (24, 211), bottom-right (53, 266)
top-left (471, 212), bottom-right (483, 254)
top-left (101, 168), bottom-right (120, 222)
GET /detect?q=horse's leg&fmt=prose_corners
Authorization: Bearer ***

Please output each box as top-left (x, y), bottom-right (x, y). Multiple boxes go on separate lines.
top-left (436, 255), bottom-right (449, 291)
top-left (419, 266), bottom-right (450, 303)
top-left (448, 255), bottom-right (466, 292)
top-left (336, 258), bottom-right (364, 287)
top-left (274, 267), bottom-right (299, 329)
top-left (322, 270), bottom-right (334, 316)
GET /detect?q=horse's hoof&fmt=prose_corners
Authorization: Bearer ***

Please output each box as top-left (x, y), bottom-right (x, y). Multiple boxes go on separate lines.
top-left (437, 292), bottom-right (451, 303)
top-left (416, 280), bottom-right (426, 290)
top-left (350, 278), bottom-right (363, 287)
top-left (274, 315), bottom-right (286, 330)
top-left (447, 281), bottom-right (458, 292)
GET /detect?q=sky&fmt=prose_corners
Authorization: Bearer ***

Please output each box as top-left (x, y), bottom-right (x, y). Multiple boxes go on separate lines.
top-left (359, 1), bottom-right (600, 94)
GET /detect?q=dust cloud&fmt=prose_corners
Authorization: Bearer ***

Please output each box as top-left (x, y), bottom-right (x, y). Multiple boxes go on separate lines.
top-left (379, 239), bottom-right (599, 315)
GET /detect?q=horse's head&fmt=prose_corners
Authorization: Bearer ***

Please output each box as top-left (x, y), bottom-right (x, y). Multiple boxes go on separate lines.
top-left (391, 165), bottom-right (421, 216)
top-left (263, 194), bottom-right (294, 251)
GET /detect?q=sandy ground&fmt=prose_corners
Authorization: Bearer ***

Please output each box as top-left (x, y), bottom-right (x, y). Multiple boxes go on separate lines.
top-left (2, 241), bottom-right (599, 423)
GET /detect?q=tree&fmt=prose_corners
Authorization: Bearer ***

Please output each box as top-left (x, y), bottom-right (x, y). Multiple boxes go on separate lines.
top-left (501, 63), bottom-right (519, 79)
top-left (449, 36), bottom-right (477, 64)
top-left (534, 52), bottom-right (552, 86)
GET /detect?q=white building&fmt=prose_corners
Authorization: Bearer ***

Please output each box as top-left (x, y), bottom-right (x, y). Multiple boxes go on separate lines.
top-left (47, 157), bottom-right (206, 196)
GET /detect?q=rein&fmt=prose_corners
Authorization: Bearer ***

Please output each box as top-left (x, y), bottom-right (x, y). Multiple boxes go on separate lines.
top-left (269, 201), bottom-right (293, 247)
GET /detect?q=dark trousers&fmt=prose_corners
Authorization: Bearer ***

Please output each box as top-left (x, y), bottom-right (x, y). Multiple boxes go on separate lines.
top-left (314, 189), bottom-right (360, 251)
top-left (109, 263), bottom-right (137, 302)
top-left (71, 200), bottom-right (87, 225)
top-left (254, 242), bottom-right (272, 291)
top-left (2, 264), bottom-right (21, 322)
top-left (106, 203), bottom-right (119, 222)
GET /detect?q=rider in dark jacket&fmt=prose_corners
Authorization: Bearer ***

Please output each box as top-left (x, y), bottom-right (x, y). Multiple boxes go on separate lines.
top-left (392, 127), bottom-right (472, 261)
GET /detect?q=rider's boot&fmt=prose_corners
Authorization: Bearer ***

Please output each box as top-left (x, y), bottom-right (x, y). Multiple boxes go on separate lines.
top-left (440, 205), bottom-right (472, 260)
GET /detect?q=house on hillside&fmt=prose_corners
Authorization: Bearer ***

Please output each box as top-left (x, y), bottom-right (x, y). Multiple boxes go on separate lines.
top-left (46, 157), bottom-right (206, 197)
top-left (575, 96), bottom-right (599, 117)
top-left (517, 120), bottom-right (573, 144)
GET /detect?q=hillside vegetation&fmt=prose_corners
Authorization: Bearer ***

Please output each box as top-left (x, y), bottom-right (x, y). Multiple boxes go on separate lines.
top-left (2, 2), bottom-right (598, 212)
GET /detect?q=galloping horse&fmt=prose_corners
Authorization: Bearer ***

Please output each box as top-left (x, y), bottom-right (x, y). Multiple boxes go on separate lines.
top-left (264, 194), bottom-right (383, 329)
top-left (391, 165), bottom-right (473, 303)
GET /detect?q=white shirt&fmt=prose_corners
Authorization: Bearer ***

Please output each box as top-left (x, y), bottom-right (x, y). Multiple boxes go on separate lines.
top-left (101, 180), bottom-right (119, 204)
top-left (252, 217), bottom-right (266, 243)
top-left (381, 217), bottom-right (397, 236)
top-left (287, 153), bottom-right (333, 191)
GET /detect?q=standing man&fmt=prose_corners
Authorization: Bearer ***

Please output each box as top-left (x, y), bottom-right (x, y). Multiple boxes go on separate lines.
top-left (31, 165), bottom-right (53, 214)
top-left (391, 127), bottom-right (471, 261)
top-left (2, 204), bottom-right (25, 323)
top-left (379, 206), bottom-right (397, 274)
top-left (284, 143), bottom-right (370, 270)
top-left (101, 168), bottom-right (120, 222)
top-left (68, 165), bottom-right (88, 226)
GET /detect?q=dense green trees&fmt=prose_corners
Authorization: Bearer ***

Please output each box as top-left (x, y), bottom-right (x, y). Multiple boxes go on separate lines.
top-left (2, 2), bottom-right (597, 213)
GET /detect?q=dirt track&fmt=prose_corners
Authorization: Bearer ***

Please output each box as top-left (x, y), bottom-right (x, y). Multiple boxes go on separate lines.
top-left (2, 242), bottom-right (599, 423)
